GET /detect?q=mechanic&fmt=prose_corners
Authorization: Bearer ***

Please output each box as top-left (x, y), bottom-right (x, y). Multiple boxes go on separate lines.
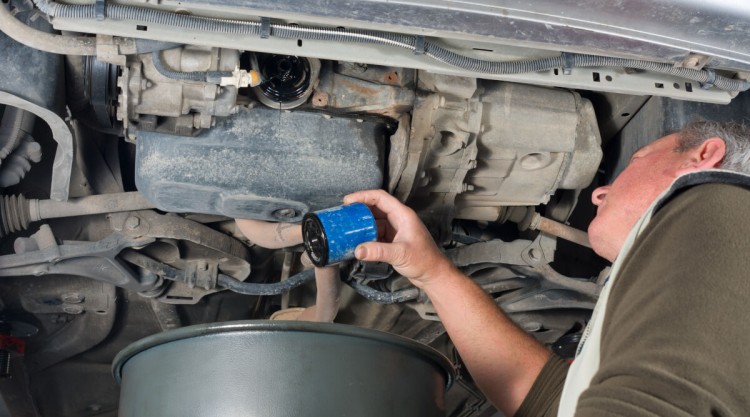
top-left (344, 120), bottom-right (750, 416)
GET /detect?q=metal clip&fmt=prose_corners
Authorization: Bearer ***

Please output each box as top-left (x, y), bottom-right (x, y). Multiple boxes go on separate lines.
top-left (95, 0), bottom-right (106, 21)
top-left (414, 36), bottom-right (425, 55)
top-left (701, 68), bottom-right (717, 90)
top-left (562, 52), bottom-right (575, 75)
top-left (261, 17), bottom-right (271, 39)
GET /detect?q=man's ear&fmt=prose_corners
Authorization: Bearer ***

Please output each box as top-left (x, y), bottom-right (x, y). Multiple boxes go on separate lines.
top-left (676, 136), bottom-right (726, 175)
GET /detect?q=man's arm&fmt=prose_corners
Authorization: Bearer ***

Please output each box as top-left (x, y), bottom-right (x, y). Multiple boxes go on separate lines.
top-left (344, 190), bottom-right (551, 416)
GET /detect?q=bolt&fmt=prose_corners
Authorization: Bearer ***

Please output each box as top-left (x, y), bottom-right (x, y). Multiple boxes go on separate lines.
top-left (272, 208), bottom-right (297, 219)
top-left (87, 404), bottom-right (102, 412)
top-left (61, 293), bottom-right (84, 304)
top-left (125, 216), bottom-right (140, 230)
top-left (312, 92), bottom-right (329, 107)
top-left (63, 305), bottom-right (84, 315)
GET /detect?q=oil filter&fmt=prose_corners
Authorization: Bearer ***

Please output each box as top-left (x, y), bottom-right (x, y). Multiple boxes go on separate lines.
top-left (302, 202), bottom-right (377, 266)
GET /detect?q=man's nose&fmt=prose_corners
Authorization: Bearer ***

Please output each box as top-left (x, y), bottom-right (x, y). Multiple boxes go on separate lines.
top-left (591, 186), bottom-right (610, 206)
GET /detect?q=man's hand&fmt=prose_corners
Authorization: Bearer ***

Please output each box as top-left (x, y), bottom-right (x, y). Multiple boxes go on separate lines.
top-left (346, 189), bottom-right (551, 416)
top-left (343, 189), bottom-right (455, 288)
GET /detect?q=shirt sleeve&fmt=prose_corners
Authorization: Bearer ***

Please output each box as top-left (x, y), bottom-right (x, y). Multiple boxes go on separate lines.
top-left (574, 183), bottom-right (750, 416)
top-left (514, 354), bottom-right (570, 417)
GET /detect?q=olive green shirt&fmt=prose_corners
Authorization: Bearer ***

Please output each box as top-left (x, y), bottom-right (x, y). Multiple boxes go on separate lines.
top-left (517, 181), bottom-right (750, 416)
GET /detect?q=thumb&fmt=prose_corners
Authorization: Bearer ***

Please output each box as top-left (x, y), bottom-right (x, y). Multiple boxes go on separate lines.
top-left (354, 241), bottom-right (405, 265)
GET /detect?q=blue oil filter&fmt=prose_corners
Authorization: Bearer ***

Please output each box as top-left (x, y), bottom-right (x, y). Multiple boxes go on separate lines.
top-left (302, 203), bottom-right (377, 267)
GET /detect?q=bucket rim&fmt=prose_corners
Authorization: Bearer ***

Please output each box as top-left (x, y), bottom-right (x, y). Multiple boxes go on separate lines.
top-left (112, 320), bottom-right (455, 389)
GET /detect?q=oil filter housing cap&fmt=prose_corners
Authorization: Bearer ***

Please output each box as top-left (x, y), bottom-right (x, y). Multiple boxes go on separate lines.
top-left (303, 202), bottom-right (377, 266)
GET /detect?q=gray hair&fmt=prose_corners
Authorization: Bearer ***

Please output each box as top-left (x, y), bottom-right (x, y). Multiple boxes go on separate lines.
top-left (676, 120), bottom-right (750, 174)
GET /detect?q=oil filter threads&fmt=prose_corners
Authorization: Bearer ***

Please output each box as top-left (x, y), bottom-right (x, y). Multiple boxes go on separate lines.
top-left (302, 203), bottom-right (377, 267)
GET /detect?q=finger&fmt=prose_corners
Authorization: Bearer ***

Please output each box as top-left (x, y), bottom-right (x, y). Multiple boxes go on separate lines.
top-left (344, 189), bottom-right (405, 216)
top-left (344, 190), bottom-right (388, 219)
top-left (354, 241), bottom-right (407, 266)
top-left (375, 219), bottom-right (389, 240)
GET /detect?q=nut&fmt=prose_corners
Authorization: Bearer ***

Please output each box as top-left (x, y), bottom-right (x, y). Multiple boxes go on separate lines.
top-left (272, 208), bottom-right (298, 219)
top-left (61, 293), bottom-right (84, 304)
top-left (63, 305), bottom-right (85, 315)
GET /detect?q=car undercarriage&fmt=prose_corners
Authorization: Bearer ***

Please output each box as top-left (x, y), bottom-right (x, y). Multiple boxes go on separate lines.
top-left (0, 0), bottom-right (749, 415)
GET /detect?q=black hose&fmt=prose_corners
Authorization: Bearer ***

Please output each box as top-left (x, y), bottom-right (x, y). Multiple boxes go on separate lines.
top-left (120, 250), bottom-right (315, 295)
top-left (151, 51), bottom-right (232, 83)
top-left (347, 280), bottom-right (420, 304)
top-left (217, 269), bottom-right (315, 296)
top-left (135, 39), bottom-right (182, 54)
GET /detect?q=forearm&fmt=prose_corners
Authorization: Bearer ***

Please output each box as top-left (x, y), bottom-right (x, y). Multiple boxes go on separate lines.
top-left (422, 265), bottom-right (551, 417)
top-left (342, 189), bottom-right (551, 415)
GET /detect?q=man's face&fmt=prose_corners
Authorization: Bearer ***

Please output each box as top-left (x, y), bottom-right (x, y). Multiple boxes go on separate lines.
top-left (588, 133), bottom-right (691, 261)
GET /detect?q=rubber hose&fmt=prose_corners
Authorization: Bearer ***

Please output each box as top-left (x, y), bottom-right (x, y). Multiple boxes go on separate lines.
top-left (121, 250), bottom-right (316, 295)
top-left (217, 268), bottom-right (315, 296)
top-left (135, 39), bottom-right (182, 54)
top-left (0, 194), bottom-right (30, 238)
top-left (0, 2), bottom-right (96, 55)
top-left (151, 50), bottom-right (232, 82)
top-left (347, 280), bottom-right (420, 304)
top-left (0, 107), bottom-right (34, 161)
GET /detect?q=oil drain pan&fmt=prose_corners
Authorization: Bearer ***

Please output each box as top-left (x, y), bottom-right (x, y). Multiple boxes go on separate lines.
top-left (113, 321), bottom-right (454, 416)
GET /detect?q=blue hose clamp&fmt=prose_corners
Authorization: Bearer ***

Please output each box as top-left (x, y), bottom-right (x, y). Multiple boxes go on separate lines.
top-left (303, 203), bottom-right (377, 267)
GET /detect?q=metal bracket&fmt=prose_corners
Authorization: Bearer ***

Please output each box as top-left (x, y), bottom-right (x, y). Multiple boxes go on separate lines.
top-left (676, 53), bottom-right (712, 70)
top-left (184, 260), bottom-right (219, 291)
top-left (0, 225), bottom-right (159, 293)
top-left (447, 238), bottom-right (533, 267)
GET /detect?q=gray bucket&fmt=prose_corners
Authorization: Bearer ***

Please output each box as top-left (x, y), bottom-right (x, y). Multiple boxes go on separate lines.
top-left (113, 321), bottom-right (455, 416)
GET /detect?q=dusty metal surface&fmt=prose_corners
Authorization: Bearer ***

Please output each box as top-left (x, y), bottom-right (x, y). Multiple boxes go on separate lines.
top-left (135, 106), bottom-right (387, 221)
top-left (159, 0), bottom-right (750, 70)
